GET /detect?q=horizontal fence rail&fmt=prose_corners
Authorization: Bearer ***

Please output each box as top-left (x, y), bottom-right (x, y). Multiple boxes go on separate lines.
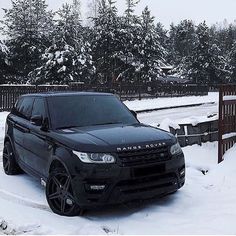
top-left (218, 84), bottom-right (236, 163)
top-left (0, 83), bottom-right (210, 112)
top-left (170, 119), bottom-right (218, 147)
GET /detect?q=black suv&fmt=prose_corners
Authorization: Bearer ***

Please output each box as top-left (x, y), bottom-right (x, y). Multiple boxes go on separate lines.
top-left (3, 92), bottom-right (185, 216)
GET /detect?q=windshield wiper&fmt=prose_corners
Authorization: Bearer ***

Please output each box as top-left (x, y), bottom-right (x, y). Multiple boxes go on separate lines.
top-left (56, 125), bottom-right (80, 130)
top-left (93, 122), bottom-right (123, 126)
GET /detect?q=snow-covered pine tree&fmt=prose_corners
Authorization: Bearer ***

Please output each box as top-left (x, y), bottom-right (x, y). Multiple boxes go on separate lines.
top-left (186, 22), bottom-right (229, 84)
top-left (92, 0), bottom-right (123, 84)
top-left (29, 1), bottom-right (94, 84)
top-left (155, 22), bottom-right (168, 52)
top-left (167, 20), bottom-right (196, 68)
top-left (1, 0), bottom-right (54, 79)
top-left (225, 25), bottom-right (236, 53)
top-left (211, 23), bottom-right (236, 55)
top-left (137, 6), bottom-right (166, 82)
top-left (124, 0), bottom-right (140, 22)
top-left (229, 42), bottom-right (236, 83)
top-left (114, 0), bottom-right (141, 83)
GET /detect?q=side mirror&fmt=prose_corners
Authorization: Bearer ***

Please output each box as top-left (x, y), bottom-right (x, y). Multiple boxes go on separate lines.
top-left (30, 115), bottom-right (43, 126)
top-left (130, 110), bottom-right (138, 119)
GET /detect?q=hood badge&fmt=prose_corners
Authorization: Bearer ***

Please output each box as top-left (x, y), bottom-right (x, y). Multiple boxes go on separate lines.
top-left (117, 142), bottom-right (166, 152)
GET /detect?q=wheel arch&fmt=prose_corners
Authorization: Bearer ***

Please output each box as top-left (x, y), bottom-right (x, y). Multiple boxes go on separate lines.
top-left (49, 159), bottom-right (68, 173)
top-left (47, 146), bottom-right (75, 177)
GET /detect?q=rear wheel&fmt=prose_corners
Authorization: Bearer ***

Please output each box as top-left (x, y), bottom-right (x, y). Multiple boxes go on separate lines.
top-left (46, 168), bottom-right (83, 216)
top-left (3, 142), bottom-right (22, 175)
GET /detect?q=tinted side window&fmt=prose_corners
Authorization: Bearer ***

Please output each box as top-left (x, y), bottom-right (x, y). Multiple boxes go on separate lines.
top-left (31, 98), bottom-right (46, 118)
top-left (12, 97), bottom-right (23, 115)
top-left (18, 97), bottom-right (34, 120)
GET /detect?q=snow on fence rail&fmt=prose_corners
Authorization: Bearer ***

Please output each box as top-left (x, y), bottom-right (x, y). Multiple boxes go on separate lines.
top-left (0, 83), bottom-right (209, 112)
top-left (169, 118), bottom-right (218, 147)
top-left (218, 85), bottom-right (236, 163)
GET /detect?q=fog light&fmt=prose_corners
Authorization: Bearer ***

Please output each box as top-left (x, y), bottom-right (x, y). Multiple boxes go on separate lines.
top-left (90, 185), bottom-right (106, 190)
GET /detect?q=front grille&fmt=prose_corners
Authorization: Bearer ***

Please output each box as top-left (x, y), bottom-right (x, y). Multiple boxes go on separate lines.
top-left (117, 146), bottom-right (170, 167)
top-left (117, 173), bottom-right (177, 194)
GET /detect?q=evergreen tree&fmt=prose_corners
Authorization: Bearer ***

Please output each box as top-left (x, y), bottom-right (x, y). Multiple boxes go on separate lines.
top-left (229, 41), bottom-right (236, 82)
top-left (114, 0), bottom-right (141, 83)
top-left (185, 22), bottom-right (229, 84)
top-left (1, 0), bottom-right (54, 78)
top-left (211, 23), bottom-right (236, 62)
top-left (168, 20), bottom-right (196, 66)
top-left (92, 0), bottom-right (122, 84)
top-left (137, 6), bottom-right (166, 82)
top-left (155, 22), bottom-right (168, 51)
top-left (29, 1), bottom-right (94, 84)
top-left (124, 0), bottom-right (140, 22)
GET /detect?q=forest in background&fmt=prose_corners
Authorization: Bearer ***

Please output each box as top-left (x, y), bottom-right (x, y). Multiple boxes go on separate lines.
top-left (0, 0), bottom-right (236, 85)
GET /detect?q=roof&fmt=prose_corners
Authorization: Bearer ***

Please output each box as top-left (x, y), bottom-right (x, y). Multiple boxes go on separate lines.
top-left (21, 91), bottom-right (113, 98)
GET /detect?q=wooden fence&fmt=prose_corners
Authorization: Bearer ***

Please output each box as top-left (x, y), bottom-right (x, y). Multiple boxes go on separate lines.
top-left (0, 85), bottom-right (69, 111)
top-left (0, 83), bottom-right (209, 112)
top-left (170, 119), bottom-right (218, 147)
top-left (84, 83), bottom-right (209, 99)
top-left (218, 85), bottom-right (236, 163)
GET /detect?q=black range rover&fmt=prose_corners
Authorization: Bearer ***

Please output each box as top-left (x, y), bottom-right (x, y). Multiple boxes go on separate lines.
top-left (3, 92), bottom-right (185, 216)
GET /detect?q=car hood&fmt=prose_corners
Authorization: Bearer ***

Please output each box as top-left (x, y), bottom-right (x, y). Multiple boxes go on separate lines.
top-left (51, 123), bottom-right (175, 153)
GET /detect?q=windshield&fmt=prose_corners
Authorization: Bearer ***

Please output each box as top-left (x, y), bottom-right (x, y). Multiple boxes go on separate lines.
top-left (47, 94), bottom-right (138, 129)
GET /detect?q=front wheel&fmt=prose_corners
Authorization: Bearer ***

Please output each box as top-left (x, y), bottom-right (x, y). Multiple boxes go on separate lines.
top-left (46, 168), bottom-right (83, 216)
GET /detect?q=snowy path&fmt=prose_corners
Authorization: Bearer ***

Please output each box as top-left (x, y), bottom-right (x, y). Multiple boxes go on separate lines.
top-left (0, 99), bottom-right (236, 234)
top-left (124, 92), bottom-right (218, 112)
top-left (138, 102), bottom-right (218, 128)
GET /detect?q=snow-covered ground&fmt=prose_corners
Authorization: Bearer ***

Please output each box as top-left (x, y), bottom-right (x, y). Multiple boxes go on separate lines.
top-left (124, 92), bottom-right (218, 112)
top-left (0, 94), bottom-right (236, 234)
top-left (137, 102), bottom-right (218, 129)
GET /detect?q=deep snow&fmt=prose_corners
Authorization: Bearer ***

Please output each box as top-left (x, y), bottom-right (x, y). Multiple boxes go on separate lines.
top-left (0, 94), bottom-right (236, 235)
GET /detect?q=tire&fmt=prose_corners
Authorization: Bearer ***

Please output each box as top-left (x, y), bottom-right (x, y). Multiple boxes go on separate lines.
top-left (3, 142), bottom-right (22, 175)
top-left (46, 168), bottom-right (83, 216)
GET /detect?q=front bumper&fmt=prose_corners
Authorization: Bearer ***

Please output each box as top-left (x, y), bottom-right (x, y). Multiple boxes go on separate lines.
top-left (71, 153), bottom-right (185, 209)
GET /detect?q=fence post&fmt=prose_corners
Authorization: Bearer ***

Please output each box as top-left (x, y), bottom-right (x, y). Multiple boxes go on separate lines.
top-left (218, 86), bottom-right (223, 163)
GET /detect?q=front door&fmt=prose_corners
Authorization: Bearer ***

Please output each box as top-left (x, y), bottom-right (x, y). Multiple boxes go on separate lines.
top-left (23, 98), bottom-right (51, 177)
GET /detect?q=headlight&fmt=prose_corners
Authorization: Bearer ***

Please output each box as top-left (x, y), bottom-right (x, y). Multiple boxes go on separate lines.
top-left (73, 151), bottom-right (116, 164)
top-left (170, 143), bottom-right (182, 156)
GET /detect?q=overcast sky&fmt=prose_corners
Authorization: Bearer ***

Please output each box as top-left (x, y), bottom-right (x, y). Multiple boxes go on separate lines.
top-left (0, 0), bottom-right (236, 28)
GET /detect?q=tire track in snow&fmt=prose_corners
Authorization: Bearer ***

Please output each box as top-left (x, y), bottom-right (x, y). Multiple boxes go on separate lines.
top-left (0, 188), bottom-right (50, 212)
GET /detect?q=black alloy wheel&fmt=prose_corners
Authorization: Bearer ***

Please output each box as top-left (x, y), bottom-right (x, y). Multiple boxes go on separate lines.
top-left (3, 142), bottom-right (21, 175)
top-left (46, 168), bottom-right (82, 216)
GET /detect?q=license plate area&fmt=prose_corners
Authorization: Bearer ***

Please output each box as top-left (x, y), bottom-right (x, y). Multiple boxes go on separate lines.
top-left (133, 164), bottom-right (166, 178)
